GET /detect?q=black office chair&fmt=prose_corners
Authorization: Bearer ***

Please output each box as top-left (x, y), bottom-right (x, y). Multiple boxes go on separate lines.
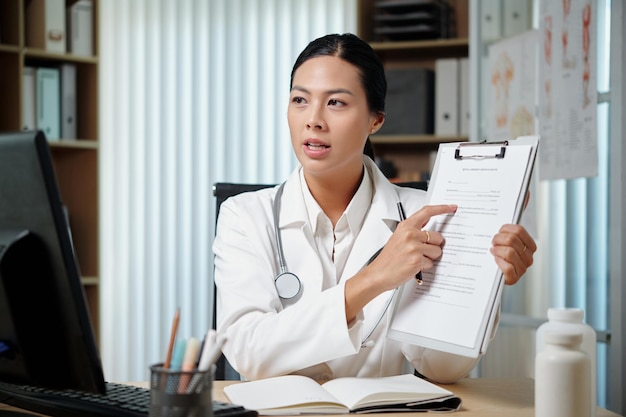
top-left (211, 180), bottom-right (427, 379)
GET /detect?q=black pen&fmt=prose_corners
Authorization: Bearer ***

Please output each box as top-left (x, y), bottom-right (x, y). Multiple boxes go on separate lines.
top-left (397, 202), bottom-right (423, 285)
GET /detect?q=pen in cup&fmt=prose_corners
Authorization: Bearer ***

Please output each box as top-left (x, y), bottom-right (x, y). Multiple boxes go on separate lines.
top-left (397, 202), bottom-right (423, 285)
top-left (178, 337), bottom-right (201, 392)
top-left (153, 312), bottom-right (217, 417)
top-left (185, 329), bottom-right (227, 394)
top-left (163, 307), bottom-right (181, 369)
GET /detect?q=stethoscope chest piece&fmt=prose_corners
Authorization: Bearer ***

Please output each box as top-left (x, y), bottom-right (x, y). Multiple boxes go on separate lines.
top-left (275, 271), bottom-right (302, 300)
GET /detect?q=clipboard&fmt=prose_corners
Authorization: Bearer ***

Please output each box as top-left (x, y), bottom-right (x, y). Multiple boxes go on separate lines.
top-left (387, 135), bottom-right (539, 358)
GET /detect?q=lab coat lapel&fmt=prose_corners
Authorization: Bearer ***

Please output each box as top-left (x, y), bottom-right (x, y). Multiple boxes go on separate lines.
top-left (341, 171), bottom-right (401, 281)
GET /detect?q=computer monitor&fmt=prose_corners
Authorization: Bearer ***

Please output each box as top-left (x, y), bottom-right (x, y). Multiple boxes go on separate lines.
top-left (0, 130), bottom-right (105, 393)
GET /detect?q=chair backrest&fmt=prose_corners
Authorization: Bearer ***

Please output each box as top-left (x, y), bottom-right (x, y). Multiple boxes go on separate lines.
top-left (213, 183), bottom-right (277, 217)
top-left (396, 181), bottom-right (428, 191)
top-left (210, 180), bottom-right (427, 379)
top-left (212, 182), bottom-right (275, 328)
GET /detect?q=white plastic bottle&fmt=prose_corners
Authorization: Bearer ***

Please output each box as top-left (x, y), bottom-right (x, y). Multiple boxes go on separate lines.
top-left (535, 331), bottom-right (590, 417)
top-left (536, 307), bottom-right (596, 417)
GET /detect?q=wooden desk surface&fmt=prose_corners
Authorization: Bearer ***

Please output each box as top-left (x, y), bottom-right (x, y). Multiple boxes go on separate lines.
top-left (214, 378), bottom-right (622, 417)
top-left (1, 378), bottom-right (622, 416)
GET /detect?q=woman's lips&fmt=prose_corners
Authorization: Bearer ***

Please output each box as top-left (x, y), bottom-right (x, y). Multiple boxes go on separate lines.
top-left (302, 140), bottom-right (331, 157)
top-left (305, 142), bottom-right (330, 150)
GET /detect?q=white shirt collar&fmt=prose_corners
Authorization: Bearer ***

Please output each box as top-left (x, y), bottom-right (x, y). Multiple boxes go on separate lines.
top-left (298, 165), bottom-right (373, 235)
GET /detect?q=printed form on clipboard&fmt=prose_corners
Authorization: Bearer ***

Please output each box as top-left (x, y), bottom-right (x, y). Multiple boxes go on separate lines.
top-left (388, 135), bottom-right (539, 358)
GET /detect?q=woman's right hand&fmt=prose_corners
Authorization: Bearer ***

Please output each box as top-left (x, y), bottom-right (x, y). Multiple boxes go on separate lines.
top-left (367, 204), bottom-right (457, 292)
top-left (344, 204), bottom-right (457, 322)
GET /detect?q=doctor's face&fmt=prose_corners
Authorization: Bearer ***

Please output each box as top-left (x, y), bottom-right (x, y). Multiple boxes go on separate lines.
top-left (288, 56), bottom-right (383, 180)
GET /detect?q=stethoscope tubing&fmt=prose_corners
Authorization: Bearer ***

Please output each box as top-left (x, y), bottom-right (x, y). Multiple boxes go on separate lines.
top-left (273, 183), bottom-right (289, 275)
top-left (273, 182), bottom-right (302, 300)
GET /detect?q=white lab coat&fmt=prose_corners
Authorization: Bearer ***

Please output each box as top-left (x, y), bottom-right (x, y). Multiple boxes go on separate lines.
top-left (214, 157), bottom-right (488, 383)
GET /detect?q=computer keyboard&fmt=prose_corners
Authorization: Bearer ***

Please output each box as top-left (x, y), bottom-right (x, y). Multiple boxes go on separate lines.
top-left (0, 380), bottom-right (258, 417)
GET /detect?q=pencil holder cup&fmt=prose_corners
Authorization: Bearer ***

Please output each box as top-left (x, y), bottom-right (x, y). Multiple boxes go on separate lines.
top-left (149, 363), bottom-right (215, 417)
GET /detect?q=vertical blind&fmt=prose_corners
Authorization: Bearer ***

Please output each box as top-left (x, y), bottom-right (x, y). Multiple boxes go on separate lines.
top-left (99, 0), bottom-right (356, 382)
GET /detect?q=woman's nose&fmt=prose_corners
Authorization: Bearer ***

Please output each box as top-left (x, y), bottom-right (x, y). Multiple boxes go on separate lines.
top-left (307, 120), bottom-right (324, 130)
top-left (306, 107), bottom-right (326, 130)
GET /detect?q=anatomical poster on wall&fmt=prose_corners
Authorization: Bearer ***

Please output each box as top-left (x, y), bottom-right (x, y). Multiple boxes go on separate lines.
top-left (487, 30), bottom-right (538, 144)
top-left (487, 30), bottom-right (539, 238)
top-left (538, 0), bottom-right (597, 180)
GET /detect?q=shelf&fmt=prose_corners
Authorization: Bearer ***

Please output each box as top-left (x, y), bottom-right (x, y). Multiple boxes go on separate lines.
top-left (25, 48), bottom-right (98, 64)
top-left (0, 44), bottom-right (21, 53)
top-left (82, 276), bottom-right (99, 286)
top-left (49, 139), bottom-right (99, 149)
top-left (370, 38), bottom-right (469, 60)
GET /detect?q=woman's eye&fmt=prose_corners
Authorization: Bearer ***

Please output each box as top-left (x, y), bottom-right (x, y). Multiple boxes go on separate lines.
top-left (291, 96), bottom-right (306, 104)
top-left (328, 99), bottom-right (345, 107)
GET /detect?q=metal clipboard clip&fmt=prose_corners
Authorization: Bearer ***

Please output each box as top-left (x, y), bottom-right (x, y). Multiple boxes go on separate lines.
top-left (454, 140), bottom-right (509, 160)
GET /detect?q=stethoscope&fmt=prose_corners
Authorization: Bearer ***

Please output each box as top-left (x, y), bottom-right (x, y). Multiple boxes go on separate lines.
top-left (272, 182), bottom-right (303, 300)
top-left (271, 181), bottom-right (402, 348)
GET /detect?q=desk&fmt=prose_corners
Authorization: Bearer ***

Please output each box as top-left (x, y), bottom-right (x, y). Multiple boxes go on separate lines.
top-left (0, 378), bottom-right (622, 416)
top-left (214, 378), bottom-right (622, 417)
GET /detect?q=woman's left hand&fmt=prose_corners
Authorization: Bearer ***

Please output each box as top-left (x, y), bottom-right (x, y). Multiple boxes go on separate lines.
top-left (490, 224), bottom-right (537, 285)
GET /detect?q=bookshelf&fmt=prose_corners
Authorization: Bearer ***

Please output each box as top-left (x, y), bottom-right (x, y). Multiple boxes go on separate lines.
top-left (357, 0), bottom-right (469, 181)
top-left (0, 0), bottom-right (100, 342)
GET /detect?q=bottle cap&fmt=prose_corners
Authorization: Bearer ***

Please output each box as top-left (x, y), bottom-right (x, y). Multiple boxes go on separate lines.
top-left (547, 307), bottom-right (584, 323)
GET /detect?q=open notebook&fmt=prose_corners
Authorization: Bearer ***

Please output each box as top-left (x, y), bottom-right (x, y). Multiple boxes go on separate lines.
top-left (224, 374), bottom-right (461, 415)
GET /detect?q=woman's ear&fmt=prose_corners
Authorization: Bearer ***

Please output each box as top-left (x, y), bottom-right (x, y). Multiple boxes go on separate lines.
top-left (369, 112), bottom-right (385, 134)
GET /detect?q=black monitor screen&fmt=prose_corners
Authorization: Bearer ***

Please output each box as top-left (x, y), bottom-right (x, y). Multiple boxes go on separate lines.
top-left (0, 130), bottom-right (105, 393)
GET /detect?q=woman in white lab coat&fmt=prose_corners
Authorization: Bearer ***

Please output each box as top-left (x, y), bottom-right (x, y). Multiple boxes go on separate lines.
top-left (213, 33), bottom-right (536, 384)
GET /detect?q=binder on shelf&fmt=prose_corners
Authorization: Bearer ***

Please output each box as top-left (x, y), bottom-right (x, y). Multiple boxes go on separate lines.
top-left (60, 63), bottom-right (77, 139)
top-left (36, 67), bottom-right (61, 141)
top-left (25, 0), bottom-right (66, 53)
top-left (434, 58), bottom-right (459, 137)
top-left (459, 58), bottom-right (470, 136)
top-left (378, 68), bottom-right (434, 135)
top-left (22, 67), bottom-right (37, 132)
top-left (480, 0), bottom-right (501, 41)
top-left (502, 0), bottom-right (530, 38)
top-left (67, 0), bottom-right (93, 56)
